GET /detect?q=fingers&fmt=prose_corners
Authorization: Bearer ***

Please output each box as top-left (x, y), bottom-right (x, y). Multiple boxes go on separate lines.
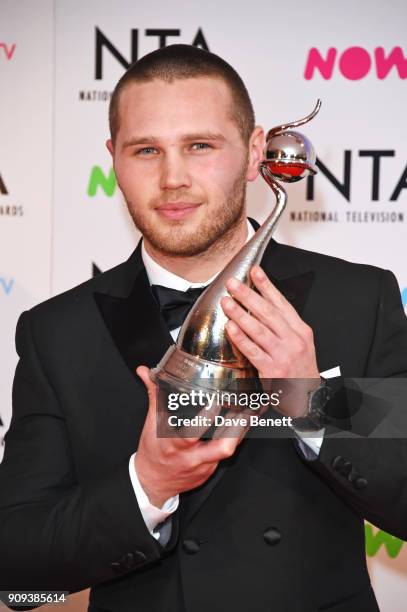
top-left (195, 436), bottom-right (241, 464)
top-left (222, 295), bottom-right (281, 354)
top-left (221, 268), bottom-right (314, 374)
top-left (225, 319), bottom-right (274, 373)
top-left (224, 276), bottom-right (292, 340)
top-left (211, 408), bottom-right (251, 442)
top-left (176, 400), bottom-right (222, 443)
top-left (136, 368), bottom-right (246, 464)
top-left (249, 266), bottom-right (305, 333)
top-left (223, 266), bottom-right (305, 337)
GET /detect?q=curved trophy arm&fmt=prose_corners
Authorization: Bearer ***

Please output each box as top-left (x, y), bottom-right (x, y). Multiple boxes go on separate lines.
top-left (266, 99), bottom-right (321, 141)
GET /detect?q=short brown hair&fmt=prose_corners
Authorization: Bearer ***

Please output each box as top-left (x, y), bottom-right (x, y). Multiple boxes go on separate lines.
top-left (109, 44), bottom-right (255, 145)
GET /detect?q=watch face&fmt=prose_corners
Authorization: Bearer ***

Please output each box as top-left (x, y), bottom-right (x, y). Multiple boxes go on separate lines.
top-left (311, 384), bottom-right (333, 415)
top-left (294, 384), bottom-right (334, 431)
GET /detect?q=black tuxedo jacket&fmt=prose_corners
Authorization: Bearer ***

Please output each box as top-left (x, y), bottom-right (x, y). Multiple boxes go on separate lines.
top-left (1, 220), bottom-right (407, 612)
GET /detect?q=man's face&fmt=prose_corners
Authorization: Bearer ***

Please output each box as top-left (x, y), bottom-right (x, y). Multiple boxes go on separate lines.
top-left (108, 77), bottom-right (262, 257)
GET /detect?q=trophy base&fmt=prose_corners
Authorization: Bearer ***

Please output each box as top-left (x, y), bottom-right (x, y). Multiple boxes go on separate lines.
top-left (150, 344), bottom-right (258, 394)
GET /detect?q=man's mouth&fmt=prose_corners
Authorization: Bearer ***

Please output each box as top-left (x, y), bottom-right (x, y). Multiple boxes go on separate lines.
top-left (155, 202), bottom-right (202, 220)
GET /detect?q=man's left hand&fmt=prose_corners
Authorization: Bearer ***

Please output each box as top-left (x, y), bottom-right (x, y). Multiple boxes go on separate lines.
top-left (221, 265), bottom-right (320, 418)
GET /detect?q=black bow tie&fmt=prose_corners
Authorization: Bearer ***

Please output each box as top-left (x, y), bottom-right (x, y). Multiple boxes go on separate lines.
top-left (151, 284), bottom-right (206, 331)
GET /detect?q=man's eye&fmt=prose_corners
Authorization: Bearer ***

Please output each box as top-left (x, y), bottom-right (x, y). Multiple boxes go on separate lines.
top-left (136, 147), bottom-right (157, 155)
top-left (191, 143), bottom-right (211, 151)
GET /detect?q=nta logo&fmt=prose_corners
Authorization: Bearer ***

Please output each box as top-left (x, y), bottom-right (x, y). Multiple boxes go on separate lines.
top-left (95, 27), bottom-right (209, 80)
top-left (304, 46), bottom-right (407, 80)
top-left (0, 42), bottom-right (16, 60)
top-left (306, 150), bottom-right (407, 202)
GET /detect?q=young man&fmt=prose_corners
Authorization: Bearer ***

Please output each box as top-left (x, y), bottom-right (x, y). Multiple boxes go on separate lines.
top-left (1, 45), bottom-right (406, 612)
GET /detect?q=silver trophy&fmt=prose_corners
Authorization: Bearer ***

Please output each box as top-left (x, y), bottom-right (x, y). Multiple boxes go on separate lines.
top-left (151, 100), bottom-right (321, 397)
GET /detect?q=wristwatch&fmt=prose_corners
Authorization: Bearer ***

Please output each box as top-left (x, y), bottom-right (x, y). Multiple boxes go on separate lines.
top-left (292, 378), bottom-right (334, 432)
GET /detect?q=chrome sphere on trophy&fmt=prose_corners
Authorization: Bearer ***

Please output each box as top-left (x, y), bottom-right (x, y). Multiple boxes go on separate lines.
top-left (151, 100), bottom-right (322, 394)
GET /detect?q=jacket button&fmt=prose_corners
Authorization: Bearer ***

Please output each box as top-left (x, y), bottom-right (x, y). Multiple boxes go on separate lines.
top-left (263, 527), bottom-right (282, 546)
top-left (332, 456), bottom-right (345, 470)
top-left (338, 461), bottom-right (352, 477)
top-left (354, 477), bottom-right (368, 490)
top-left (133, 550), bottom-right (147, 564)
top-left (122, 551), bottom-right (146, 569)
top-left (110, 550), bottom-right (146, 573)
top-left (123, 552), bottom-right (136, 569)
top-left (347, 467), bottom-right (359, 483)
top-left (182, 538), bottom-right (200, 554)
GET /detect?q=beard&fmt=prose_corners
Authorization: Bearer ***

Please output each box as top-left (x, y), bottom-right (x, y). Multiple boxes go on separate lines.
top-left (125, 160), bottom-right (248, 258)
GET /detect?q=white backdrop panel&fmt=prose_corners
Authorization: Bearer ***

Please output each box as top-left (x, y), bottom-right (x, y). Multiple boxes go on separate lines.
top-left (0, 0), bottom-right (53, 454)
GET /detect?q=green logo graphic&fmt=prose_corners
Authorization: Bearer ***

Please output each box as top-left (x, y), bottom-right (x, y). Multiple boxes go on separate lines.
top-left (88, 166), bottom-right (116, 197)
top-left (365, 524), bottom-right (404, 558)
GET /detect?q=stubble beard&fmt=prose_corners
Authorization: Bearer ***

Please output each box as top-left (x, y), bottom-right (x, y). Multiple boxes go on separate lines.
top-left (125, 161), bottom-right (249, 258)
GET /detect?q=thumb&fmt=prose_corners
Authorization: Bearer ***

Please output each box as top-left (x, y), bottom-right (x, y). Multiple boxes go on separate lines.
top-left (136, 365), bottom-right (157, 408)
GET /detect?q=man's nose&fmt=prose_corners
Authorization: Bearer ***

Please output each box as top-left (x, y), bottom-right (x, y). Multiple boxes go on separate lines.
top-left (159, 150), bottom-right (192, 190)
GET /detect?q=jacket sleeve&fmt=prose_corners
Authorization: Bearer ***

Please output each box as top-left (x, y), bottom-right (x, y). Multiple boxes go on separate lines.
top-left (304, 269), bottom-right (407, 540)
top-left (0, 310), bottom-right (163, 602)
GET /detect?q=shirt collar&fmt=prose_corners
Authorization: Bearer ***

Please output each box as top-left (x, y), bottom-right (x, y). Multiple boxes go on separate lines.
top-left (142, 218), bottom-right (255, 291)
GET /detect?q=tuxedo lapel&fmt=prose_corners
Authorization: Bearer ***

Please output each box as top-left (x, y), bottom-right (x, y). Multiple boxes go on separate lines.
top-left (94, 242), bottom-right (174, 375)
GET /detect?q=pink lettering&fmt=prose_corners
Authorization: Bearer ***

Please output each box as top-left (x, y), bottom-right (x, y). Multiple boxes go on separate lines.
top-left (0, 43), bottom-right (16, 60)
top-left (375, 47), bottom-right (407, 79)
top-left (303, 47), bottom-right (337, 80)
top-left (304, 46), bottom-right (406, 80)
top-left (339, 46), bottom-right (371, 80)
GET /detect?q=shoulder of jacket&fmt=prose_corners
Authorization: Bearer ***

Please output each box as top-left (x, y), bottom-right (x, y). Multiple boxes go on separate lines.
top-left (27, 258), bottom-right (130, 321)
top-left (274, 240), bottom-right (387, 281)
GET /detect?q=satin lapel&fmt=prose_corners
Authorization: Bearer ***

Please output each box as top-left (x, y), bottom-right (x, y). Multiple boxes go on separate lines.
top-left (94, 245), bottom-right (174, 376)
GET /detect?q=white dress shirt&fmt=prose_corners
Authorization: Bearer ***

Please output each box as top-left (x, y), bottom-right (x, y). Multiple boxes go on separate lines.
top-left (129, 220), bottom-right (324, 540)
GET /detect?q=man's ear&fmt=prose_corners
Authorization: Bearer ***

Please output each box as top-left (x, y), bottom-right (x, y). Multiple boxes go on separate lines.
top-left (106, 139), bottom-right (114, 156)
top-left (246, 126), bottom-right (265, 182)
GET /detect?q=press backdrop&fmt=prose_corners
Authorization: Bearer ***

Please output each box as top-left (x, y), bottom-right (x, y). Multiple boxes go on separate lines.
top-left (1, 0), bottom-right (406, 609)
